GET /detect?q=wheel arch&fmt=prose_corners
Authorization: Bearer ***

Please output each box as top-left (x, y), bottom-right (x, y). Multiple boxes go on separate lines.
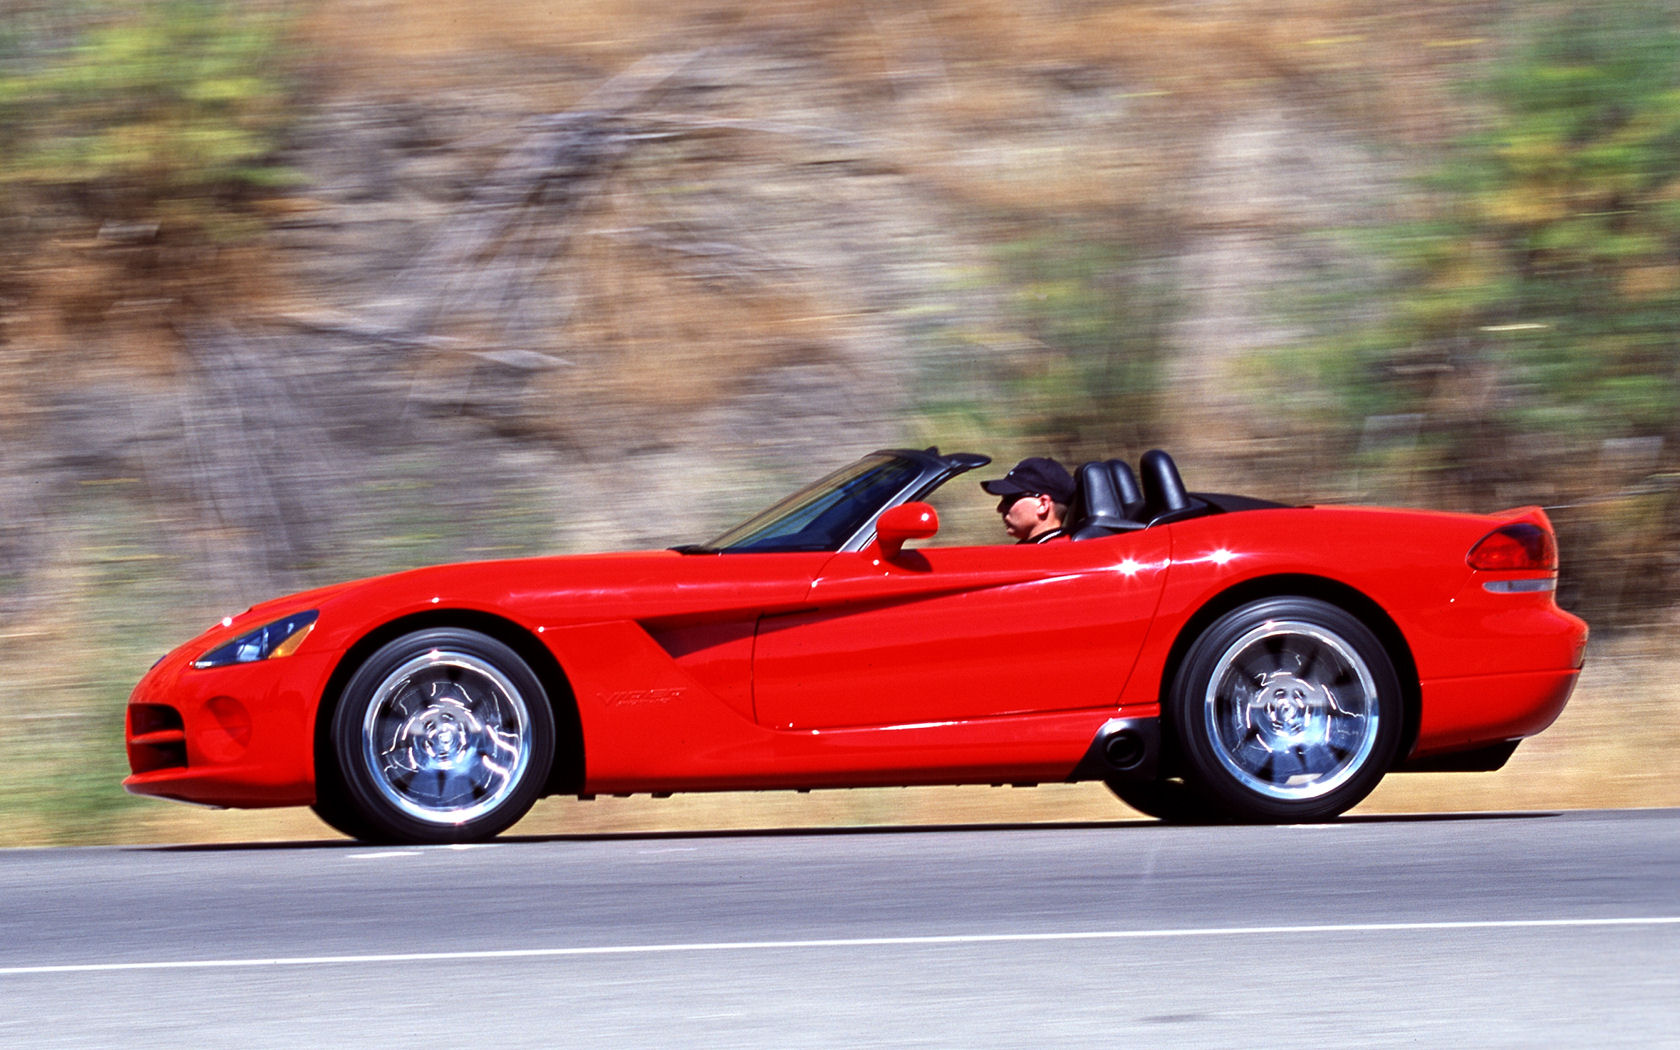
top-left (313, 610), bottom-right (586, 801)
top-left (1156, 574), bottom-right (1422, 768)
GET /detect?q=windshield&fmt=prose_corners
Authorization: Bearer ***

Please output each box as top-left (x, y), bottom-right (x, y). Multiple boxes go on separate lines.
top-left (699, 454), bottom-right (925, 552)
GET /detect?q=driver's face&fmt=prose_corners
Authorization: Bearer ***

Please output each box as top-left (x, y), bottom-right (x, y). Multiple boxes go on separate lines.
top-left (998, 492), bottom-right (1049, 540)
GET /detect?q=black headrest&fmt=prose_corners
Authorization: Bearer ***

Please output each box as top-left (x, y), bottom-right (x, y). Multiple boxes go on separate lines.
top-left (1140, 449), bottom-right (1191, 516)
top-left (1075, 461), bottom-right (1122, 519)
top-left (1069, 460), bottom-right (1147, 540)
top-left (1106, 459), bottom-right (1145, 518)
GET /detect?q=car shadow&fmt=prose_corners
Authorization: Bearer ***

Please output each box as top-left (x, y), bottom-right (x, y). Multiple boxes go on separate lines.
top-left (141, 809), bottom-right (1566, 852)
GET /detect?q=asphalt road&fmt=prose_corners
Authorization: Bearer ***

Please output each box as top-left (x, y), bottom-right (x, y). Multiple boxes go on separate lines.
top-left (2, 808), bottom-right (1677, 1049)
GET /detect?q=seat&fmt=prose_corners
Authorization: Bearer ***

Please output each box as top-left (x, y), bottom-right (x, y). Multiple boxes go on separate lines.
top-left (1068, 460), bottom-right (1146, 540)
top-left (1106, 458), bottom-right (1146, 519)
top-left (1139, 449), bottom-right (1209, 526)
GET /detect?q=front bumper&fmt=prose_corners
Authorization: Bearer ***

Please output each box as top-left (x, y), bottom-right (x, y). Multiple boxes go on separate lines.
top-left (122, 645), bottom-right (335, 808)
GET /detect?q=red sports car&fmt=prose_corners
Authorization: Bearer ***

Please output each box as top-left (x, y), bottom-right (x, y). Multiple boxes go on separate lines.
top-left (125, 448), bottom-right (1587, 842)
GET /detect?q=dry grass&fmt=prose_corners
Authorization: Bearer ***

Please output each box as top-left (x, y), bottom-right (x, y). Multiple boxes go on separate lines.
top-left (547, 198), bottom-right (852, 423)
top-left (293, 0), bottom-right (1487, 215)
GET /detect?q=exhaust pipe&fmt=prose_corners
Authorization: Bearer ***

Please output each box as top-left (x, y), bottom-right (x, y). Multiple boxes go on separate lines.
top-left (1069, 716), bottom-right (1160, 783)
top-left (1104, 729), bottom-right (1148, 771)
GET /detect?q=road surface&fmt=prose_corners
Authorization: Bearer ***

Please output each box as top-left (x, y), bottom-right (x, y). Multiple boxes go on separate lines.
top-left (2, 808), bottom-right (1676, 1048)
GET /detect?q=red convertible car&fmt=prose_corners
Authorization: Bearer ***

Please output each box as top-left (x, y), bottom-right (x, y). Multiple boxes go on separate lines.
top-left (125, 448), bottom-right (1587, 842)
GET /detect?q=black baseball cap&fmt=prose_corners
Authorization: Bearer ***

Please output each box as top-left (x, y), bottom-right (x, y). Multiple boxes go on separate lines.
top-left (981, 457), bottom-right (1075, 504)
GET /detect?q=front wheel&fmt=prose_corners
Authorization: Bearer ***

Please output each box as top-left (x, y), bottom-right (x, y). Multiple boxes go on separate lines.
top-left (325, 628), bottom-right (556, 844)
top-left (1169, 597), bottom-right (1402, 822)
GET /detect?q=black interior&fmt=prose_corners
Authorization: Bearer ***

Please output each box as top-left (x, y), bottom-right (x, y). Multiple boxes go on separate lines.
top-left (1063, 449), bottom-right (1286, 540)
top-left (1067, 460), bottom-right (1147, 540)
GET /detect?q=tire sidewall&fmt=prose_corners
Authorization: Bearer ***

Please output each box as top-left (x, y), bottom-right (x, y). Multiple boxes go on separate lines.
top-left (1170, 597), bottom-right (1402, 822)
top-left (330, 628), bottom-right (555, 843)
top-left (1106, 777), bottom-right (1223, 824)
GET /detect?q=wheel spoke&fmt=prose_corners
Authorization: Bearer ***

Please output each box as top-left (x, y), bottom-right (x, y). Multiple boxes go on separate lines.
top-left (1233, 735), bottom-right (1273, 774)
top-left (1294, 643), bottom-right (1322, 681)
top-left (1298, 740), bottom-right (1340, 775)
top-left (1235, 641), bottom-right (1285, 682)
top-left (469, 757), bottom-right (503, 796)
top-left (1270, 747), bottom-right (1308, 783)
top-left (388, 681), bottom-right (424, 720)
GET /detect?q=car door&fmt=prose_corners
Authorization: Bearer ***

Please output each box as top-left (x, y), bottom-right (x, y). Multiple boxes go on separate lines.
top-left (750, 530), bottom-right (1172, 730)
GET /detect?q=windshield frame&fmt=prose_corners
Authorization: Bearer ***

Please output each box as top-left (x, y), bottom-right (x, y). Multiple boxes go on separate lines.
top-left (686, 448), bottom-right (991, 554)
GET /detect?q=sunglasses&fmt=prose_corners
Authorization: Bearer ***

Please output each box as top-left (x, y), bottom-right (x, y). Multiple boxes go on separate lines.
top-left (997, 492), bottom-right (1044, 513)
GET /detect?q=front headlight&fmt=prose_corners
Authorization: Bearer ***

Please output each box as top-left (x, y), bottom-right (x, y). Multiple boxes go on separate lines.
top-left (192, 611), bottom-right (319, 669)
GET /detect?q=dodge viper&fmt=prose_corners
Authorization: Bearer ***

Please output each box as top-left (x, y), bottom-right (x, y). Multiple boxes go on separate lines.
top-left (125, 448), bottom-right (1588, 842)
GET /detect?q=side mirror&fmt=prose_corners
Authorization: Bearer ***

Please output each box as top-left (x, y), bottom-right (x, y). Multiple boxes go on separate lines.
top-left (874, 502), bottom-right (939, 558)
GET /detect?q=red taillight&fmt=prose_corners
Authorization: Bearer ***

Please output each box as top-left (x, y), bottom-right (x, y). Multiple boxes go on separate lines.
top-left (1468, 523), bottom-right (1557, 571)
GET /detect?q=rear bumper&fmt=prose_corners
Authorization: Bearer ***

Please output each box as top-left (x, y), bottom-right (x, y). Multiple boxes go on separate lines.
top-left (1410, 666), bottom-right (1580, 760)
top-left (1402, 574), bottom-right (1586, 763)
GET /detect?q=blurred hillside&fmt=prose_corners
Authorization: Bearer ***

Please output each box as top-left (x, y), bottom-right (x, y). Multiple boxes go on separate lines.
top-left (1, 0), bottom-right (1677, 843)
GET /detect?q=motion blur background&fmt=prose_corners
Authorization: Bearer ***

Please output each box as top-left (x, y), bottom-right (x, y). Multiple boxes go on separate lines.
top-left (2, 0), bottom-right (1676, 845)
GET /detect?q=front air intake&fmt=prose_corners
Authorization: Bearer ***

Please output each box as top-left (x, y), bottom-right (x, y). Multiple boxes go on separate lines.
top-left (127, 703), bottom-right (188, 774)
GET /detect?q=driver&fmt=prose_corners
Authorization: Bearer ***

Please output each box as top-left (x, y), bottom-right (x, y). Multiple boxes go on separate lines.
top-left (981, 457), bottom-right (1075, 544)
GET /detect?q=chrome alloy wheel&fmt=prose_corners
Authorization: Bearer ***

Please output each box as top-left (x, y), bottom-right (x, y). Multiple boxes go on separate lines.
top-left (360, 649), bottom-right (534, 825)
top-left (1201, 619), bottom-right (1380, 802)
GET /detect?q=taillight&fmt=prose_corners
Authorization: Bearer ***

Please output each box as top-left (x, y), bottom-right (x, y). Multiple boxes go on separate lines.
top-left (1468, 523), bottom-right (1557, 571)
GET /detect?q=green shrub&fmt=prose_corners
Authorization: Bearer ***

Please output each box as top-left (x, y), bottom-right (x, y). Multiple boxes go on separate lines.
top-left (995, 233), bottom-right (1176, 461)
top-left (1320, 3), bottom-right (1680, 458)
top-left (1289, 3), bottom-right (1680, 625)
top-left (0, 0), bottom-right (297, 238)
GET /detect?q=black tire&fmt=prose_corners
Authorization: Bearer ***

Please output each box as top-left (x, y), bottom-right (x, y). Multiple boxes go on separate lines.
top-left (1105, 778), bottom-right (1223, 824)
top-left (310, 795), bottom-right (383, 843)
top-left (1168, 597), bottom-right (1402, 823)
top-left (325, 628), bottom-right (556, 844)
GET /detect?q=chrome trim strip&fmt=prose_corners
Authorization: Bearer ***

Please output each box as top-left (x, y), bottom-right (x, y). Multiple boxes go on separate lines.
top-left (1483, 578), bottom-right (1556, 593)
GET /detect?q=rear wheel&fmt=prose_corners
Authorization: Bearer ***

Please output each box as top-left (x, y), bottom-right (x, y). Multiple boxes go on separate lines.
top-left (1169, 597), bottom-right (1402, 822)
top-left (325, 628), bottom-right (555, 844)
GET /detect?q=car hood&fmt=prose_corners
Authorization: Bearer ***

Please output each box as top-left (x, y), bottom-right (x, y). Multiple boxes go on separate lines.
top-left (296, 547), bottom-right (829, 653)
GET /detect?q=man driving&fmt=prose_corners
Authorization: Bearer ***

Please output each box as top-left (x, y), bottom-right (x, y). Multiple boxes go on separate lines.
top-left (981, 457), bottom-right (1075, 543)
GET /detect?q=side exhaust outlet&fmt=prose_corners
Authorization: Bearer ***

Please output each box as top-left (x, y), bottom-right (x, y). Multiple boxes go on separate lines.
top-left (1068, 716), bottom-right (1160, 783)
top-left (1104, 729), bottom-right (1148, 771)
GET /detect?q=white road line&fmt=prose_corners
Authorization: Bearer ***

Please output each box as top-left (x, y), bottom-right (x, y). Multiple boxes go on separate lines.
top-left (4, 917), bottom-right (1677, 977)
top-left (348, 845), bottom-right (495, 859)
